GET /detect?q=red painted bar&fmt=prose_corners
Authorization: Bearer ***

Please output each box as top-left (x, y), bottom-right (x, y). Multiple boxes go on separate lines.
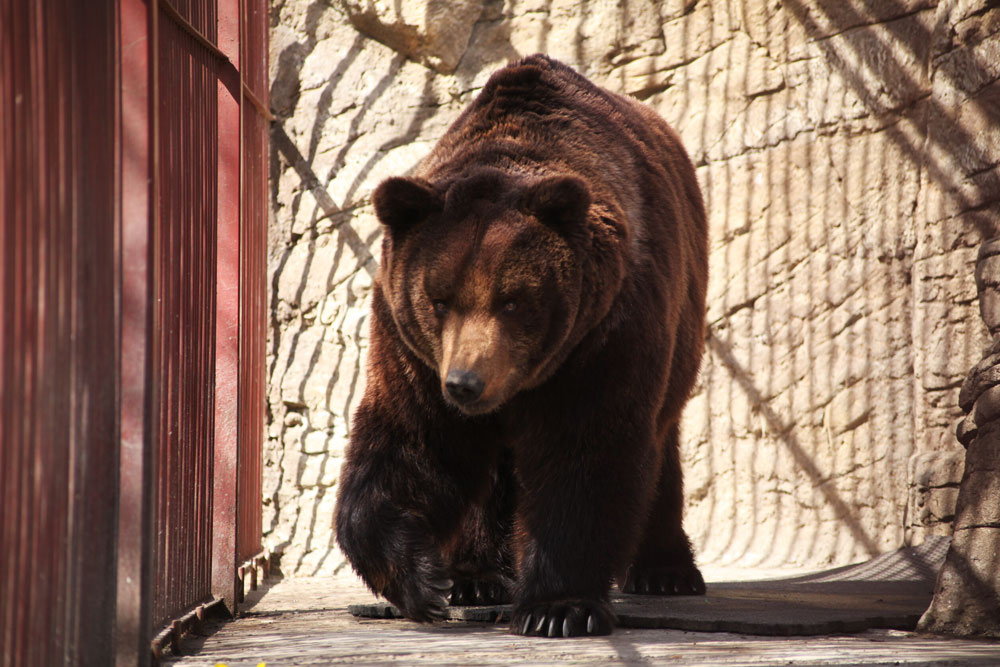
top-left (118, 0), bottom-right (157, 663)
top-left (213, 0), bottom-right (243, 612)
top-left (238, 0), bottom-right (268, 567)
top-left (65, 2), bottom-right (120, 663)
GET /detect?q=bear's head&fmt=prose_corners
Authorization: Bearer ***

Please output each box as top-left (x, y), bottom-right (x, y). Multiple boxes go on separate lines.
top-left (372, 168), bottom-right (596, 415)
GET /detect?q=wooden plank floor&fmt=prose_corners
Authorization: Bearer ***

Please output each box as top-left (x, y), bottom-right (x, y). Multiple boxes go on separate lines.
top-left (164, 570), bottom-right (1000, 666)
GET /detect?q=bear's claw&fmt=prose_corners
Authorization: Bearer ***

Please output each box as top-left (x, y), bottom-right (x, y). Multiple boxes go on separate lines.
top-left (449, 578), bottom-right (511, 606)
top-left (511, 600), bottom-right (615, 637)
top-left (620, 564), bottom-right (706, 596)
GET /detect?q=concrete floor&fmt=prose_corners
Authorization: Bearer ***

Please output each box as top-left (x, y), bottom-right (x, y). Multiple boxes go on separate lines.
top-left (165, 566), bottom-right (1000, 666)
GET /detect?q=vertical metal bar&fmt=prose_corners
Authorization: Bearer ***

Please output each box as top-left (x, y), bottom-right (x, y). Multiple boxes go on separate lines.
top-left (237, 0), bottom-right (266, 565)
top-left (66, 1), bottom-right (119, 664)
top-left (2, 9), bottom-right (38, 665)
top-left (3, 6), bottom-right (26, 663)
top-left (117, 0), bottom-right (157, 663)
top-left (23, 6), bottom-right (52, 662)
top-left (0, 0), bottom-right (11, 655)
top-left (212, 0), bottom-right (241, 614)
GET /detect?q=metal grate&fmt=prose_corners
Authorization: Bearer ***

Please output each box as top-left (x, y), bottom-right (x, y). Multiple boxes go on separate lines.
top-left (151, 0), bottom-right (221, 631)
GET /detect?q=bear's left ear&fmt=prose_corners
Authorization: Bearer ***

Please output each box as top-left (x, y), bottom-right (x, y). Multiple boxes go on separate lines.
top-left (521, 175), bottom-right (591, 228)
top-left (372, 177), bottom-right (443, 234)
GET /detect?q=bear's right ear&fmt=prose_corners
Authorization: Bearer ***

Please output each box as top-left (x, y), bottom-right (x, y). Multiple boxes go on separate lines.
top-left (372, 177), bottom-right (443, 233)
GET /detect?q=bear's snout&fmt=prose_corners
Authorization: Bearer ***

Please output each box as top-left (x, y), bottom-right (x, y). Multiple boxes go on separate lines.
top-left (444, 368), bottom-right (485, 405)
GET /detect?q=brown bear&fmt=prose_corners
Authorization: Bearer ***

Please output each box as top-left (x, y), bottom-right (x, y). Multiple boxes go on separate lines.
top-left (335, 54), bottom-right (708, 637)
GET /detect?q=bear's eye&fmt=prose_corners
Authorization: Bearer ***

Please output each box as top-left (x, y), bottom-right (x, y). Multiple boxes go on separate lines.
top-left (501, 300), bottom-right (518, 314)
top-left (432, 300), bottom-right (449, 316)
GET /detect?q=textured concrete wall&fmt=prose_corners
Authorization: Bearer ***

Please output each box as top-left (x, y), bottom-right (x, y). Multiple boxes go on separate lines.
top-left (265, 0), bottom-right (1000, 575)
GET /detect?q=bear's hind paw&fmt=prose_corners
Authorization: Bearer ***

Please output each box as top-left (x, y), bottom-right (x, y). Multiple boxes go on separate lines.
top-left (449, 578), bottom-right (511, 606)
top-left (620, 563), bottom-right (706, 596)
top-left (511, 600), bottom-right (615, 637)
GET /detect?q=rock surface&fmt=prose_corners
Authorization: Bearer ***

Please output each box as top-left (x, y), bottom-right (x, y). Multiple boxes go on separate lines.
top-left (919, 237), bottom-right (1000, 637)
top-left (266, 0), bottom-right (1000, 575)
top-left (335, 0), bottom-right (486, 73)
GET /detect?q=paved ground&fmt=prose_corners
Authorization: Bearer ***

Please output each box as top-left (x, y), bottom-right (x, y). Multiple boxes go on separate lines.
top-left (166, 543), bottom-right (1000, 666)
top-left (347, 538), bottom-right (953, 636)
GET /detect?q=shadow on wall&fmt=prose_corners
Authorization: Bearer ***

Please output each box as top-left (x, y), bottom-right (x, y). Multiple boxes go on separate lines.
top-left (264, 0), bottom-right (1000, 575)
top-left (684, 0), bottom-right (997, 568)
top-left (265, 0), bottom-right (441, 575)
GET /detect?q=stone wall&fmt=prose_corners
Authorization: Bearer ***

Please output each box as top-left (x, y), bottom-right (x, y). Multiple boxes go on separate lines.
top-left (265, 0), bottom-right (1000, 575)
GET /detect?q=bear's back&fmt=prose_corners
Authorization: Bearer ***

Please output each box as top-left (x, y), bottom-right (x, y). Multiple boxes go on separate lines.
top-left (419, 55), bottom-right (704, 256)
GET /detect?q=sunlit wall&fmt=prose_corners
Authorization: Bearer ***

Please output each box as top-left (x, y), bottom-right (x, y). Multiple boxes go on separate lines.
top-left (265, 0), bottom-right (999, 574)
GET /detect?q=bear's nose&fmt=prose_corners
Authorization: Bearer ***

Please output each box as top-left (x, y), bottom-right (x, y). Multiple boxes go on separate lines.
top-left (445, 369), bottom-right (485, 404)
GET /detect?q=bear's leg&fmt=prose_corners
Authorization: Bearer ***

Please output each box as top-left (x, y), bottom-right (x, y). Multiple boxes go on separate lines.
top-left (336, 406), bottom-right (493, 622)
top-left (445, 450), bottom-right (516, 606)
top-left (447, 500), bottom-right (514, 606)
top-left (509, 427), bottom-right (656, 637)
top-left (620, 421), bottom-right (706, 596)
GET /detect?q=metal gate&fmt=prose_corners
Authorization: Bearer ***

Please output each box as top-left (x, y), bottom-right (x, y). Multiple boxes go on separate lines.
top-left (1, 1), bottom-right (269, 665)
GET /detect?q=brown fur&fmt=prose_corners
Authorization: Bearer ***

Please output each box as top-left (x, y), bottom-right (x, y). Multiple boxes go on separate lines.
top-left (335, 54), bottom-right (708, 637)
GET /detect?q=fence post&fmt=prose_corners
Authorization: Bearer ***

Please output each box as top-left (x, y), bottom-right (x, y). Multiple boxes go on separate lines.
top-left (212, 0), bottom-right (243, 615)
top-left (117, 1), bottom-right (158, 664)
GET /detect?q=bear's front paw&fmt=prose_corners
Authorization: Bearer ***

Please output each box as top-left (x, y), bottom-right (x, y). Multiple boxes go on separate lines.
top-left (620, 563), bottom-right (706, 596)
top-left (511, 599), bottom-right (615, 637)
top-left (382, 551), bottom-right (454, 623)
top-left (449, 578), bottom-right (511, 606)
top-left (373, 513), bottom-right (455, 622)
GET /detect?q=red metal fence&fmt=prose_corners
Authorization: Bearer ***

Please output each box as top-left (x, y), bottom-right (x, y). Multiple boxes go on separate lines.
top-left (153, 0), bottom-right (221, 633)
top-left (0, 3), bottom-right (119, 664)
top-left (1, 1), bottom-right (268, 665)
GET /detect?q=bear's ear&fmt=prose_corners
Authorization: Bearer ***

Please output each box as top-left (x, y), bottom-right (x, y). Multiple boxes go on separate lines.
top-left (521, 175), bottom-right (591, 228)
top-left (372, 177), bottom-right (443, 233)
